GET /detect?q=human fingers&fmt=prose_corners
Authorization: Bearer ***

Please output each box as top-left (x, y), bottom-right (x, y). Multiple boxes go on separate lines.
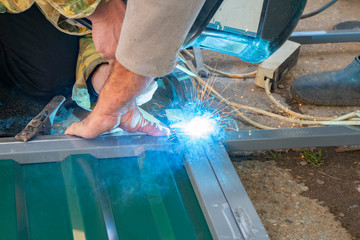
top-left (120, 106), bottom-right (170, 136)
top-left (65, 113), bottom-right (120, 138)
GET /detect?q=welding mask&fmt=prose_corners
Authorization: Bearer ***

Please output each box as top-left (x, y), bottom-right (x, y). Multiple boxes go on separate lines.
top-left (184, 0), bottom-right (307, 63)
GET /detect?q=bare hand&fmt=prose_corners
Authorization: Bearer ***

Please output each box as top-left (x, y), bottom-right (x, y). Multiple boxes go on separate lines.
top-left (70, 2), bottom-right (169, 139)
top-left (66, 62), bottom-right (170, 138)
top-left (65, 102), bottom-right (169, 138)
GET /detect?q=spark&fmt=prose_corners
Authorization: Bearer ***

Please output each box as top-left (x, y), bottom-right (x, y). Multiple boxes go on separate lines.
top-left (166, 73), bottom-right (238, 141)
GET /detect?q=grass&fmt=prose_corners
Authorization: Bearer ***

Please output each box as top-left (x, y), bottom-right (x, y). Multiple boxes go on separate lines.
top-left (300, 149), bottom-right (323, 167)
top-left (269, 150), bottom-right (281, 160)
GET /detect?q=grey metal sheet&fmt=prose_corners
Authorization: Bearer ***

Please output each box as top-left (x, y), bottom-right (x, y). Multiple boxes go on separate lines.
top-left (290, 30), bottom-right (360, 44)
top-left (2, 126), bottom-right (359, 163)
top-left (181, 137), bottom-right (245, 240)
top-left (202, 141), bottom-right (269, 240)
top-left (179, 135), bottom-right (269, 240)
top-left (0, 134), bottom-right (177, 164)
top-left (225, 126), bottom-right (360, 152)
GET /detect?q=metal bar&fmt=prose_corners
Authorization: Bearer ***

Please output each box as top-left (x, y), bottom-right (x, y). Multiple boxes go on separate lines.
top-left (225, 126), bottom-right (360, 152)
top-left (0, 134), bottom-right (177, 164)
top-left (15, 95), bottom-right (66, 142)
top-left (290, 30), bottom-right (360, 44)
top-left (193, 47), bottom-right (210, 77)
top-left (202, 141), bottom-right (269, 240)
top-left (2, 126), bottom-right (360, 163)
top-left (180, 137), bottom-right (245, 240)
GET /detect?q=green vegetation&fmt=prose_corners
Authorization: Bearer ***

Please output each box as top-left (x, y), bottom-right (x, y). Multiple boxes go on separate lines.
top-left (301, 149), bottom-right (323, 167)
top-left (269, 150), bottom-right (281, 160)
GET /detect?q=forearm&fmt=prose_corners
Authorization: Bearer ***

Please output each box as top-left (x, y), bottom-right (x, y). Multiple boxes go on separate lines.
top-left (93, 61), bottom-right (153, 117)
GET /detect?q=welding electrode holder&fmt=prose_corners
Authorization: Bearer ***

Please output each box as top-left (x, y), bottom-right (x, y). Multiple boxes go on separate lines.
top-left (15, 95), bottom-right (66, 142)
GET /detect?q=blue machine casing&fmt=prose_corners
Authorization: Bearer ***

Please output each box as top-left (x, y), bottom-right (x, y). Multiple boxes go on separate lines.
top-left (185, 0), bottom-right (307, 63)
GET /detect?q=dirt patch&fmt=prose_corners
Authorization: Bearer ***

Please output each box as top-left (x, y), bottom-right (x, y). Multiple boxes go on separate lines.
top-left (232, 147), bottom-right (360, 239)
top-left (0, 86), bottom-right (46, 137)
top-left (233, 159), bottom-right (352, 240)
top-left (274, 147), bottom-right (360, 239)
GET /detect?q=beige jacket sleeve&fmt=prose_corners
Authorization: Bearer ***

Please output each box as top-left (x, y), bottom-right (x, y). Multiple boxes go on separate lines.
top-left (115, 0), bottom-right (205, 77)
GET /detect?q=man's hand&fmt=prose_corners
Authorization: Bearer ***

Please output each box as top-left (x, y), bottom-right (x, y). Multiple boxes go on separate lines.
top-left (65, 102), bottom-right (169, 138)
top-left (66, 62), bottom-right (170, 138)
top-left (87, 0), bottom-right (125, 59)
top-left (67, 0), bottom-right (169, 138)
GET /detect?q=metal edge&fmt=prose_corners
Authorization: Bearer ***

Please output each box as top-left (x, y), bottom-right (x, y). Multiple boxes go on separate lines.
top-left (290, 30), bottom-right (360, 44)
top-left (203, 141), bottom-right (269, 240)
top-left (0, 134), bottom-right (177, 164)
top-left (224, 126), bottom-right (360, 152)
top-left (181, 138), bottom-right (245, 240)
top-left (2, 126), bottom-right (358, 163)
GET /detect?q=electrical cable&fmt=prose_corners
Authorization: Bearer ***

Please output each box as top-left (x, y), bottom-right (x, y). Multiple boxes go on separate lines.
top-left (301, 0), bottom-right (338, 19)
top-left (182, 50), bottom-right (257, 79)
top-left (264, 79), bottom-right (338, 121)
top-left (181, 50), bottom-right (360, 121)
top-left (178, 53), bottom-right (360, 129)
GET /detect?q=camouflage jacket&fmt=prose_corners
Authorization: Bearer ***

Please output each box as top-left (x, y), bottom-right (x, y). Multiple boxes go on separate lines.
top-left (0, 0), bottom-right (106, 110)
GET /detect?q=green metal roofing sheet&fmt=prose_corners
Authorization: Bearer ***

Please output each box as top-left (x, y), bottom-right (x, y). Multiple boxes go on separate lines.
top-left (0, 151), bottom-right (212, 240)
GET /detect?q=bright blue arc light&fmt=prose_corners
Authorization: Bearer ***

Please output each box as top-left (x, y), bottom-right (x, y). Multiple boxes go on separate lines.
top-left (182, 116), bottom-right (216, 138)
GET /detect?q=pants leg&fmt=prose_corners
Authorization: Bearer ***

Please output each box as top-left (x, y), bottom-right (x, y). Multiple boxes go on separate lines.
top-left (0, 4), bottom-right (80, 97)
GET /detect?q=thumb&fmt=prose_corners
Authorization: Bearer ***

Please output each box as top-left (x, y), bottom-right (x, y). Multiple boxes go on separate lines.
top-left (65, 121), bottom-right (84, 137)
top-left (66, 121), bottom-right (99, 138)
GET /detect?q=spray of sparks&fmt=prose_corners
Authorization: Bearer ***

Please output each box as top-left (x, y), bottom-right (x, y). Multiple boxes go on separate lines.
top-left (167, 73), bottom-right (238, 140)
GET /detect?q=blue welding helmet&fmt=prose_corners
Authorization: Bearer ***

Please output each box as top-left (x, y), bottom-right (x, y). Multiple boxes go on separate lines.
top-left (184, 0), bottom-right (307, 63)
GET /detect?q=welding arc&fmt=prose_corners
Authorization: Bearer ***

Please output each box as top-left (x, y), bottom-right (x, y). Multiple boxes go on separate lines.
top-left (178, 53), bottom-right (360, 129)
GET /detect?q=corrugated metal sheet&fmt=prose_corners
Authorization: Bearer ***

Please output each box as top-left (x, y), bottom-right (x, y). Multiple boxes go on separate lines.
top-left (0, 151), bottom-right (212, 240)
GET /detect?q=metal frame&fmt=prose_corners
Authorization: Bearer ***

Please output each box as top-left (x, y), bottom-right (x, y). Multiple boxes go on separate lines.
top-left (225, 126), bottom-right (360, 152)
top-left (0, 133), bottom-right (269, 240)
top-left (2, 126), bottom-right (359, 163)
top-left (2, 126), bottom-right (359, 239)
top-left (180, 137), bottom-right (269, 240)
top-left (0, 134), bottom-right (176, 164)
top-left (290, 30), bottom-right (360, 44)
